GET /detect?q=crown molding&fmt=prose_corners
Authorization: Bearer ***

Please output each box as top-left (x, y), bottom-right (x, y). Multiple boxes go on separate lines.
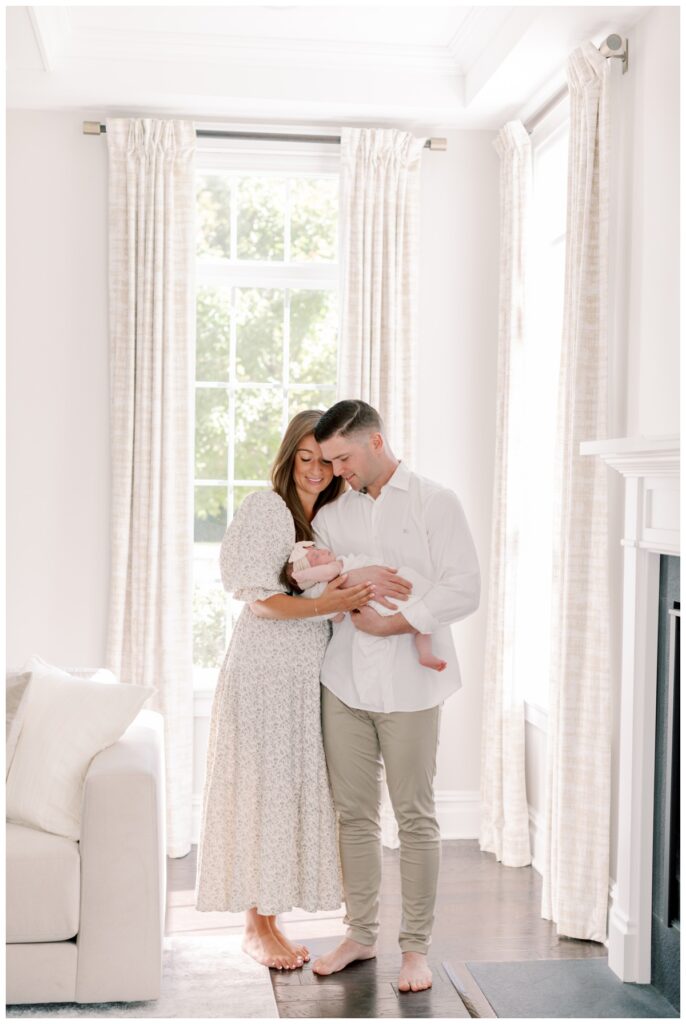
top-left (464, 7), bottom-right (540, 106)
top-left (27, 6), bottom-right (72, 72)
top-left (62, 25), bottom-right (464, 76)
top-left (447, 6), bottom-right (513, 73)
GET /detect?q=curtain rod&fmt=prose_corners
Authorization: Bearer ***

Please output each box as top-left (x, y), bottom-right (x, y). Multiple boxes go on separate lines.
top-left (524, 33), bottom-right (628, 135)
top-left (82, 122), bottom-right (447, 150)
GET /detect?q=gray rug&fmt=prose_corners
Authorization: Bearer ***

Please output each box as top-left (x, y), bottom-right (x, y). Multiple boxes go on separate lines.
top-left (461, 957), bottom-right (679, 1018)
top-left (6, 935), bottom-right (279, 1018)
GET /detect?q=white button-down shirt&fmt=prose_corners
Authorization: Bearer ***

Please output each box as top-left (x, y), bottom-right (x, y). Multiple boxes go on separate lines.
top-left (312, 461), bottom-right (481, 712)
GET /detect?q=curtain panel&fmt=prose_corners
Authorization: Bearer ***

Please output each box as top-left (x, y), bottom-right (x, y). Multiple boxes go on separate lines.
top-left (540, 40), bottom-right (613, 942)
top-left (338, 127), bottom-right (425, 464)
top-left (479, 120), bottom-right (534, 870)
top-left (105, 118), bottom-right (196, 859)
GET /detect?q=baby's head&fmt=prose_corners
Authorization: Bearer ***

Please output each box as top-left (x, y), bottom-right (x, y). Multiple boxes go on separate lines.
top-left (304, 546), bottom-right (336, 568)
top-left (284, 541), bottom-right (339, 591)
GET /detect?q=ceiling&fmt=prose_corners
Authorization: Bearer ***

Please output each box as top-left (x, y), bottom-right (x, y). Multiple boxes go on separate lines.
top-left (7, 4), bottom-right (650, 131)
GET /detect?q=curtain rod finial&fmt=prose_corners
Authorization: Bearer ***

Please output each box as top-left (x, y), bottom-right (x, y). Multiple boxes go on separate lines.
top-left (83, 121), bottom-right (103, 135)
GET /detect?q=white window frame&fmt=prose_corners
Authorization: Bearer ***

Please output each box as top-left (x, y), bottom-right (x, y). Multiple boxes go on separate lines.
top-left (193, 137), bottom-right (341, 693)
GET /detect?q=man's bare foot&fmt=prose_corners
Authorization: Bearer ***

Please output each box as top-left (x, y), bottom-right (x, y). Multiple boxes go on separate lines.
top-left (419, 654), bottom-right (448, 672)
top-left (242, 930), bottom-right (303, 970)
top-left (312, 937), bottom-right (377, 975)
top-left (267, 919), bottom-right (310, 962)
top-left (398, 951), bottom-right (432, 992)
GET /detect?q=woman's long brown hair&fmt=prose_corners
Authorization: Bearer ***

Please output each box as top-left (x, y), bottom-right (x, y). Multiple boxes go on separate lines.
top-left (271, 409), bottom-right (345, 545)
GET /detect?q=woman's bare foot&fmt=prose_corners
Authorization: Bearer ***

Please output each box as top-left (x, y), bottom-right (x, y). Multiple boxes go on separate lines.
top-left (398, 951), bottom-right (432, 992)
top-left (267, 919), bottom-right (310, 962)
top-left (312, 937), bottom-right (377, 975)
top-left (242, 930), bottom-right (302, 970)
top-left (242, 910), bottom-right (303, 970)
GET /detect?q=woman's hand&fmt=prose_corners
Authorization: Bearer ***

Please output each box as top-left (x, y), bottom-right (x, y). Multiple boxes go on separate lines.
top-left (343, 565), bottom-right (412, 610)
top-left (319, 574), bottom-right (374, 615)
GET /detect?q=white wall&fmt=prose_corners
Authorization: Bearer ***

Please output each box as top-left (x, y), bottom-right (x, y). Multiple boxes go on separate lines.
top-left (621, 5), bottom-right (680, 437)
top-left (416, 130), bottom-right (499, 800)
top-left (6, 112), bottom-right (111, 669)
top-left (6, 112), bottom-right (499, 835)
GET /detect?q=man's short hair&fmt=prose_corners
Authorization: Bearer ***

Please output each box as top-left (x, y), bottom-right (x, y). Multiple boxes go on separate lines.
top-left (314, 400), bottom-right (384, 443)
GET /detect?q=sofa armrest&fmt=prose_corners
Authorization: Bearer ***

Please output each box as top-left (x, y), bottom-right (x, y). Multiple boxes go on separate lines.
top-left (74, 709), bottom-right (167, 1003)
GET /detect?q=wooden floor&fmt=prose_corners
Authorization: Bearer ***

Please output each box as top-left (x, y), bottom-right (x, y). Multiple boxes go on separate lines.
top-left (167, 840), bottom-right (607, 1018)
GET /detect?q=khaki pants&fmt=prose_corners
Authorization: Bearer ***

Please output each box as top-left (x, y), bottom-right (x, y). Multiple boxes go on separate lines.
top-left (321, 686), bottom-right (442, 954)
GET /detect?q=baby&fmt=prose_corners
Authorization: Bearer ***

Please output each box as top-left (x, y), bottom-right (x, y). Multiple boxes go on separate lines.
top-left (285, 541), bottom-right (447, 672)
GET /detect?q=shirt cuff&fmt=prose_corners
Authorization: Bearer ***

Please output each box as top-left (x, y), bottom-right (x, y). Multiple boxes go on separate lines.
top-left (400, 599), bottom-right (439, 635)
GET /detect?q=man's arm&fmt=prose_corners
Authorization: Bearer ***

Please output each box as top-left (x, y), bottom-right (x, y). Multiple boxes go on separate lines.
top-left (353, 488), bottom-right (481, 637)
top-left (402, 488), bottom-right (480, 634)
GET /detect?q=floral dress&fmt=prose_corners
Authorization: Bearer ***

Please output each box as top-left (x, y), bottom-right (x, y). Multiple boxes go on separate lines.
top-left (194, 489), bottom-right (343, 914)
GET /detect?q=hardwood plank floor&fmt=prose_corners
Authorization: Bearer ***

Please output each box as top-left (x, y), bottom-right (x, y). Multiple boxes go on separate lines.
top-left (167, 839), bottom-right (607, 1017)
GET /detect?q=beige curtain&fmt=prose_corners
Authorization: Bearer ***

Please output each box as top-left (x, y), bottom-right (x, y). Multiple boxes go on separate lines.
top-left (105, 119), bottom-right (196, 859)
top-left (540, 40), bottom-right (612, 941)
top-left (338, 127), bottom-right (426, 849)
top-left (338, 127), bottom-right (425, 464)
top-left (479, 121), bottom-right (533, 868)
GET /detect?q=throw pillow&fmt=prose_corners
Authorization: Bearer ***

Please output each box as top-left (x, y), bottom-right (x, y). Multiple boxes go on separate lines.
top-left (6, 663), bottom-right (155, 840)
top-left (6, 670), bottom-right (32, 778)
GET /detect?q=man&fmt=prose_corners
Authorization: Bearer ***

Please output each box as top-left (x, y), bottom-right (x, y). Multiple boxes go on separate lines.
top-left (310, 399), bottom-right (481, 993)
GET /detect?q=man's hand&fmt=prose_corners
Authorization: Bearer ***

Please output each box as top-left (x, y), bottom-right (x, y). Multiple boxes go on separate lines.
top-left (350, 607), bottom-right (418, 637)
top-left (343, 566), bottom-right (412, 609)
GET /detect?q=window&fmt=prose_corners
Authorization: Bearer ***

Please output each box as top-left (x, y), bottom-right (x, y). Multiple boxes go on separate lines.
top-left (192, 139), bottom-right (340, 690)
top-left (517, 107), bottom-right (569, 712)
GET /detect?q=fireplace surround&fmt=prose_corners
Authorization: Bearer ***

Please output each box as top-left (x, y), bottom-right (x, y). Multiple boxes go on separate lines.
top-left (580, 435), bottom-right (679, 983)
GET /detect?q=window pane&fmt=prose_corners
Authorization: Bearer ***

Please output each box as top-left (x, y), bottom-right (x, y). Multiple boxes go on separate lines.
top-left (236, 288), bottom-right (283, 383)
top-left (289, 290), bottom-right (337, 384)
top-left (288, 387), bottom-right (336, 420)
top-left (234, 388), bottom-right (283, 480)
top-left (533, 130), bottom-right (569, 241)
top-left (192, 574), bottom-right (226, 669)
top-left (237, 177), bottom-right (285, 260)
top-left (290, 177), bottom-right (338, 262)
top-left (195, 387), bottom-right (229, 480)
top-left (196, 173), bottom-right (231, 259)
top-left (196, 286), bottom-right (230, 383)
top-left (233, 483), bottom-right (270, 514)
top-left (195, 485), bottom-right (228, 543)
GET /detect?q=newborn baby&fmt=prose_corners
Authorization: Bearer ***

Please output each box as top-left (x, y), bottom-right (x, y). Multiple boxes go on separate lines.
top-left (285, 541), bottom-right (447, 672)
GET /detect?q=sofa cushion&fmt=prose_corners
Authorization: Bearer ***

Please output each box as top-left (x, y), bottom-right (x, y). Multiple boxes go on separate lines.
top-left (6, 822), bottom-right (80, 942)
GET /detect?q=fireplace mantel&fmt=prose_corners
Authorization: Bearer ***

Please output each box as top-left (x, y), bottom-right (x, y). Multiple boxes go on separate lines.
top-left (581, 434), bottom-right (680, 983)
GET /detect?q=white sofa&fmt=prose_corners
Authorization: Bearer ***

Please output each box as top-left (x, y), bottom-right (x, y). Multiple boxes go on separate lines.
top-left (6, 705), bottom-right (167, 1005)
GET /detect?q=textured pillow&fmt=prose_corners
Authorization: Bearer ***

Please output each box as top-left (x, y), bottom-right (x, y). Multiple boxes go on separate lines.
top-left (6, 662), bottom-right (155, 840)
top-left (6, 657), bottom-right (119, 779)
top-left (6, 670), bottom-right (32, 779)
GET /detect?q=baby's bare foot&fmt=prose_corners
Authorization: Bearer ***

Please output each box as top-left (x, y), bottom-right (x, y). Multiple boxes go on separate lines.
top-left (268, 920), bottom-right (310, 962)
top-left (312, 937), bottom-right (377, 975)
top-left (398, 951), bottom-right (432, 992)
top-left (419, 653), bottom-right (447, 672)
top-left (242, 930), bottom-right (303, 970)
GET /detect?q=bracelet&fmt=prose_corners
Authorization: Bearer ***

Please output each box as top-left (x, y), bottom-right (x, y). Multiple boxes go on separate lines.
top-left (314, 600), bottom-right (318, 617)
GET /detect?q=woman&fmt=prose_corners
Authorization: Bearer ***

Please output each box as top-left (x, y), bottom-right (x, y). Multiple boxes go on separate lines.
top-left (194, 410), bottom-right (374, 971)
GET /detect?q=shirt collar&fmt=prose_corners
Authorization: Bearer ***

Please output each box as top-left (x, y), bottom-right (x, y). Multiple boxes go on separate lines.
top-left (357, 460), bottom-right (411, 497)
top-left (384, 460), bottom-right (411, 491)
